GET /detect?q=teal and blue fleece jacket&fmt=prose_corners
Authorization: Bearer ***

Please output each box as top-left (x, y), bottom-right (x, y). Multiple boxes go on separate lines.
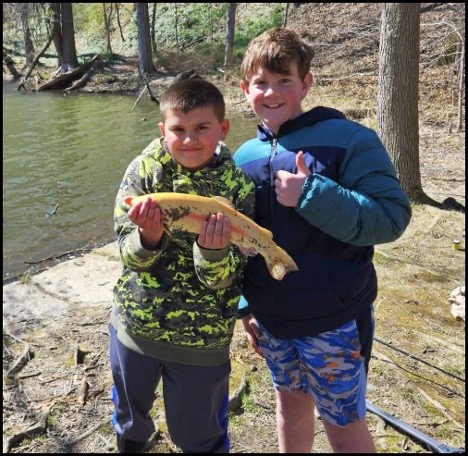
top-left (234, 106), bottom-right (412, 339)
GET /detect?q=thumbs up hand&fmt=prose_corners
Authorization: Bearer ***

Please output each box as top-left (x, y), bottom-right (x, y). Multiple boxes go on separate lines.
top-left (275, 151), bottom-right (311, 207)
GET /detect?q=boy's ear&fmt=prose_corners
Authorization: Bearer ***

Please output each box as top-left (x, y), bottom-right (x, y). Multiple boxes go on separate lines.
top-left (240, 80), bottom-right (250, 98)
top-left (158, 121), bottom-right (165, 136)
top-left (302, 72), bottom-right (313, 98)
top-left (220, 119), bottom-right (230, 140)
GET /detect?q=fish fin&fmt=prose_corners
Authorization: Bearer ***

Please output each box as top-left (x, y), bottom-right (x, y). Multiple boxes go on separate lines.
top-left (212, 196), bottom-right (235, 210)
top-left (124, 197), bottom-right (133, 206)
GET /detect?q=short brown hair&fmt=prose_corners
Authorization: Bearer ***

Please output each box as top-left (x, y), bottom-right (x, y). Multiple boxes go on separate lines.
top-left (241, 28), bottom-right (314, 82)
top-left (160, 78), bottom-right (225, 122)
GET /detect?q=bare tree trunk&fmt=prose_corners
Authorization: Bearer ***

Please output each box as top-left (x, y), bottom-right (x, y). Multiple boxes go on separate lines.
top-left (223, 3), bottom-right (236, 67)
top-left (115, 3), bottom-right (125, 42)
top-left (50, 3), bottom-right (63, 67)
top-left (377, 3), bottom-right (427, 203)
top-left (151, 3), bottom-right (157, 54)
top-left (283, 3), bottom-right (290, 28)
top-left (20, 4), bottom-right (35, 67)
top-left (3, 49), bottom-right (22, 80)
top-left (456, 36), bottom-right (465, 132)
top-left (136, 3), bottom-right (154, 76)
top-left (60, 2), bottom-right (78, 71)
top-left (103, 3), bottom-right (114, 55)
top-left (174, 3), bottom-right (179, 58)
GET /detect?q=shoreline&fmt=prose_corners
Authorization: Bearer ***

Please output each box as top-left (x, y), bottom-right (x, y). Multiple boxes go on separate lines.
top-left (3, 241), bottom-right (121, 337)
top-left (2, 239), bottom-right (117, 285)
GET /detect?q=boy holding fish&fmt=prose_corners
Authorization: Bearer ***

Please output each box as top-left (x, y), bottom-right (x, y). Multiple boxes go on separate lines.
top-left (234, 28), bottom-right (412, 453)
top-left (110, 78), bottom-right (255, 453)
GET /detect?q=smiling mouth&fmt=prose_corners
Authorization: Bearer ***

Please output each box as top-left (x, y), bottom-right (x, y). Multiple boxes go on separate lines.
top-left (264, 103), bottom-right (283, 109)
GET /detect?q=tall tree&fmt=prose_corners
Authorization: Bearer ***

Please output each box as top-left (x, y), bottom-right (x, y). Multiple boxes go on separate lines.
top-left (151, 3), bottom-right (157, 54)
top-left (136, 2), bottom-right (154, 76)
top-left (50, 3), bottom-right (78, 72)
top-left (20, 3), bottom-right (35, 67)
top-left (223, 3), bottom-right (237, 67)
top-left (283, 3), bottom-right (290, 28)
top-left (103, 3), bottom-right (114, 56)
top-left (377, 3), bottom-right (428, 203)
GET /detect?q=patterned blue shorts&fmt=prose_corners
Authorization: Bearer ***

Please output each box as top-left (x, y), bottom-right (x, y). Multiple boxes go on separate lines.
top-left (256, 306), bottom-right (374, 427)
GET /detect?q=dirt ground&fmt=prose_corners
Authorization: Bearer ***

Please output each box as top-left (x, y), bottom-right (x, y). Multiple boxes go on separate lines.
top-left (3, 3), bottom-right (465, 453)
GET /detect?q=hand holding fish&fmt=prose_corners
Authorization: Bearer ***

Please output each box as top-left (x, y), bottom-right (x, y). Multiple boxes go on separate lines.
top-left (128, 196), bottom-right (165, 249)
top-left (275, 151), bottom-right (311, 207)
top-left (125, 193), bottom-right (299, 280)
top-left (197, 213), bottom-right (231, 250)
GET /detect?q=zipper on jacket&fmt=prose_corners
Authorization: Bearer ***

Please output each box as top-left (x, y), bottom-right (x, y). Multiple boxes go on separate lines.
top-left (268, 137), bottom-right (280, 325)
top-left (269, 138), bottom-right (278, 223)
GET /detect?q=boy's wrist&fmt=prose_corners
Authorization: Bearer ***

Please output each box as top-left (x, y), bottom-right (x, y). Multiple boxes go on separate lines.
top-left (194, 243), bottom-right (229, 262)
top-left (139, 228), bottom-right (163, 250)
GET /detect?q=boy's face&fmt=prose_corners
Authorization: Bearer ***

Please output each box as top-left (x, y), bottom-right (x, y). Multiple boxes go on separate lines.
top-left (159, 107), bottom-right (229, 171)
top-left (240, 63), bottom-right (312, 135)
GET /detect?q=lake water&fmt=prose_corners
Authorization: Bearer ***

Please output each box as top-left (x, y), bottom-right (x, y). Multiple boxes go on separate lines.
top-left (3, 81), bottom-right (258, 280)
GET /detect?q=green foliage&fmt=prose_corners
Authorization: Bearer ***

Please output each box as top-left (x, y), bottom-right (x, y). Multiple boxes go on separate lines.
top-left (2, 3), bottom-right (286, 74)
top-left (152, 4), bottom-right (228, 54)
top-left (235, 4), bottom-right (284, 50)
top-left (73, 4), bottom-right (106, 40)
top-left (19, 273), bottom-right (32, 284)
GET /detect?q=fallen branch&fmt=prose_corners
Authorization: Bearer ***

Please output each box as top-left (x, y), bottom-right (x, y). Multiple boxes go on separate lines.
top-left (37, 55), bottom-right (100, 91)
top-left (132, 84), bottom-right (147, 110)
top-left (64, 420), bottom-right (108, 446)
top-left (4, 331), bottom-right (29, 346)
top-left (5, 345), bottom-right (35, 378)
top-left (77, 376), bottom-right (90, 406)
top-left (17, 371), bottom-right (42, 380)
top-left (3, 407), bottom-right (51, 453)
top-left (415, 386), bottom-right (463, 427)
top-left (145, 79), bottom-right (159, 103)
top-left (64, 55), bottom-right (101, 92)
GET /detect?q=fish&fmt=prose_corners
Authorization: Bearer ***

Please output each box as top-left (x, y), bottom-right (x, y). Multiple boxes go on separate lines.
top-left (125, 192), bottom-right (298, 280)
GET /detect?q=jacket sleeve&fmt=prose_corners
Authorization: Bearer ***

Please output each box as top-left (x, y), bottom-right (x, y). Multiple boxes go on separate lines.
top-left (114, 155), bottom-right (169, 271)
top-left (193, 170), bottom-right (256, 290)
top-left (193, 244), bottom-right (246, 290)
top-left (297, 127), bottom-right (412, 246)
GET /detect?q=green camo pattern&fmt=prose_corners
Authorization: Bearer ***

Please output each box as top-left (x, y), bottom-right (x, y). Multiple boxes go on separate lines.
top-left (113, 138), bottom-right (255, 350)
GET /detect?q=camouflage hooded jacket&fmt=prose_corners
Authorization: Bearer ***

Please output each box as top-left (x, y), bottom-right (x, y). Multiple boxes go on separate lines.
top-left (111, 138), bottom-right (255, 366)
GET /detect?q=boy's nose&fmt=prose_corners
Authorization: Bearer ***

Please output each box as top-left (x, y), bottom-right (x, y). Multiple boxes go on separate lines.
top-left (183, 132), bottom-right (196, 143)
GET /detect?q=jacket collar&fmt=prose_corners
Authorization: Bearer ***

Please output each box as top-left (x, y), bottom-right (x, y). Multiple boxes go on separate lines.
top-left (256, 106), bottom-right (346, 141)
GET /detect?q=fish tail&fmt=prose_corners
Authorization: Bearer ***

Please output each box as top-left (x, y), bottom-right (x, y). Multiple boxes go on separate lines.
top-left (265, 251), bottom-right (299, 281)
